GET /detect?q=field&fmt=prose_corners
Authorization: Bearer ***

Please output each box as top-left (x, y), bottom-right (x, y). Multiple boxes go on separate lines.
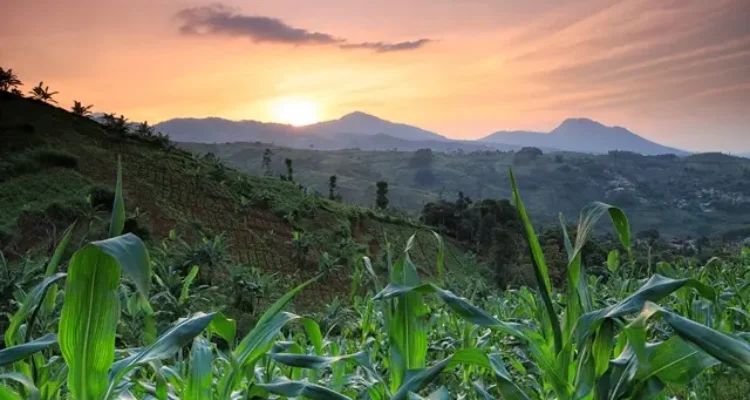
top-left (1, 92), bottom-right (750, 399)
top-left (1, 159), bottom-right (749, 399)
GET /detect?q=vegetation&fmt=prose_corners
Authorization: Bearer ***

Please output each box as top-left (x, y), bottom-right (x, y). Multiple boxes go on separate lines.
top-left (376, 181), bottom-right (389, 210)
top-left (29, 81), bottom-right (59, 103)
top-left (71, 101), bottom-right (94, 117)
top-left (0, 67), bottom-right (22, 92)
top-left (181, 142), bottom-right (750, 237)
top-left (1, 161), bottom-right (749, 399)
top-left (2, 66), bottom-right (750, 399)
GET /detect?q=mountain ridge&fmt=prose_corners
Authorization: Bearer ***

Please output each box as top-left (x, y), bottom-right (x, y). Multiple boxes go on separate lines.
top-left (481, 117), bottom-right (688, 155)
top-left (156, 112), bottom-right (688, 156)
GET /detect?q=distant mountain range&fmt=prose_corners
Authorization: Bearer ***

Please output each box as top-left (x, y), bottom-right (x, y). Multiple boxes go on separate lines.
top-left (480, 118), bottom-right (688, 156)
top-left (155, 112), bottom-right (688, 155)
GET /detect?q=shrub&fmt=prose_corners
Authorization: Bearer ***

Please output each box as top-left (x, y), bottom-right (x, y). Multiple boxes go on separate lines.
top-left (34, 149), bottom-right (79, 169)
top-left (88, 184), bottom-right (116, 211)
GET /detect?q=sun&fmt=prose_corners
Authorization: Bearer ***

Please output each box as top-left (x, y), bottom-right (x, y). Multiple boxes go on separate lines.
top-left (272, 98), bottom-right (319, 126)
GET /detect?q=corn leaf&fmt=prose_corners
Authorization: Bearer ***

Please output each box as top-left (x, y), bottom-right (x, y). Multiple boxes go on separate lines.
top-left (510, 168), bottom-right (562, 354)
top-left (258, 379), bottom-right (353, 400)
top-left (184, 337), bottom-right (213, 400)
top-left (179, 265), bottom-right (199, 304)
top-left (4, 273), bottom-right (66, 347)
top-left (58, 242), bottom-right (124, 400)
top-left (391, 357), bottom-right (453, 400)
top-left (0, 334), bottom-right (57, 367)
top-left (209, 311), bottom-right (237, 347)
top-left (108, 157), bottom-right (125, 238)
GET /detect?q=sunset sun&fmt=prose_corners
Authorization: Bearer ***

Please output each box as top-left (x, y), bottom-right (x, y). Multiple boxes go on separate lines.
top-left (272, 98), bottom-right (319, 126)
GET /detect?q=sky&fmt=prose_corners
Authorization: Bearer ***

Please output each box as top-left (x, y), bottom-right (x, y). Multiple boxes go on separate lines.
top-left (2, 0), bottom-right (749, 152)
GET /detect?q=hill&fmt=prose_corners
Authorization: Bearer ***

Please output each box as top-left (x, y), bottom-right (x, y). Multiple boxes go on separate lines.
top-left (481, 118), bottom-right (688, 155)
top-left (0, 92), bottom-right (474, 309)
top-left (180, 142), bottom-right (750, 237)
top-left (155, 111), bottom-right (447, 147)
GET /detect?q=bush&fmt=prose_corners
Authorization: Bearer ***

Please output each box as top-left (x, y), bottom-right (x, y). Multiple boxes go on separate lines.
top-left (34, 149), bottom-right (79, 170)
top-left (123, 216), bottom-right (151, 241)
top-left (88, 185), bottom-right (116, 211)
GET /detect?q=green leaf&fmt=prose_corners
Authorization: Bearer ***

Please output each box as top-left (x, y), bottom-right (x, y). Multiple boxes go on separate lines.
top-left (391, 357), bottom-right (453, 400)
top-left (42, 222), bottom-right (76, 315)
top-left (509, 168), bottom-right (562, 354)
top-left (59, 242), bottom-right (124, 400)
top-left (107, 312), bottom-right (216, 394)
top-left (258, 379), bottom-right (353, 400)
top-left (450, 349), bottom-right (531, 400)
top-left (109, 157), bottom-right (125, 238)
top-left (431, 231), bottom-right (445, 280)
top-left (302, 318), bottom-right (324, 355)
top-left (374, 283), bottom-right (533, 340)
top-left (606, 250), bottom-right (620, 273)
top-left (93, 233), bottom-right (151, 300)
top-left (0, 334), bottom-right (57, 367)
top-left (576, 274), bottom-right (716, 345)
top-left (387, 252), bottom-right (428, 393)
top-left (184, 337), bottom-right (213, 400)
top-left (0, 373), bottom-right (40, 400)
top-left (4, 273), bottom-right (66, 347)
top-left (209, 311), bottom-right (237, 347)
top-left (179, 265), bottom-right (199, 304)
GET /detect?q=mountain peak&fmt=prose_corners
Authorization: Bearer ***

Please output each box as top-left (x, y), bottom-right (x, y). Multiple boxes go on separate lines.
top-left (557, 117), bottom-right (605, 130)
top-left (339, 111), bottom-right (382, 122)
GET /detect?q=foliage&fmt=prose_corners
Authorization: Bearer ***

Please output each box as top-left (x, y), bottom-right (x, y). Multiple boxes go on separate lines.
top-left (28, 81), bottom-right (58, 103)
top-left (1, 164), bottom-right (750, 400)
top-left (0, 67), bottom-right (23, 92)
top-left (376, 181), bottom-right (390, 210)
top-left (71, 101), bottom-right (93, 117)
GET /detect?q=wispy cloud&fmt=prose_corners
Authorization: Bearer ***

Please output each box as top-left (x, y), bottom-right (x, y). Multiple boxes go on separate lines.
top-left (175, 3), bottom-right (432, 53)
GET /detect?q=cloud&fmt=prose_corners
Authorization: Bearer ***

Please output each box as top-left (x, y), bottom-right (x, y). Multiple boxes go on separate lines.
top-left (175, 3), bottom-right (431, 53)
top-left (339, 39), bottom-right (433, 53)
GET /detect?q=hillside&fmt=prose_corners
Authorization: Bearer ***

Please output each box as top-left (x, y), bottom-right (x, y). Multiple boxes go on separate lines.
top-left (180, 141), bottom-right (750, 237)
top-left (482, 118), bottom-right (688, 155)
top-left (0, 92), bottom-right (474, 309)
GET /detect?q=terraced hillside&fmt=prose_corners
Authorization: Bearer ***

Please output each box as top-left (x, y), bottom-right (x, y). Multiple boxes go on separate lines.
top-left (0, 92), bottom-right (476, 309)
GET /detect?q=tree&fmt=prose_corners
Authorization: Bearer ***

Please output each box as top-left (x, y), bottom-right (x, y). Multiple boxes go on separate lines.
top-left (375, 181), bottom-right (389, 210)
top-left (409, 148), bottom-right (435, 168)
top-left (135, 121), bottom-right (154, 137)
top-left (414, 168), bottom-right (437, 187)
top-left (0, 67), bottom-right (22, 92)
top-left (102, 113), bottom-right (130, 136)
top-left (71, 100), bottom-right (93, 117)
top-left (285, 158), bottom-right (293, 182)
top-left (29, 81), bottom-right (58, 103)
top-left (328, 175), bottom-right (337, 200)
top-left (262, 149), bottom-right (273, 176)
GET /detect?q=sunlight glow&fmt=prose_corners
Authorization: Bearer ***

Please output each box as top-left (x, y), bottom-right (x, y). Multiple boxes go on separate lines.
top-left (272, 98), bottom-right (320, 126)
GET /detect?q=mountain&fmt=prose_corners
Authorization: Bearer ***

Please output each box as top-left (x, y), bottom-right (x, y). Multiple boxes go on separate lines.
top-left (481, 118), bottom-right (688, 155)
top-left (155, 111), bottom-right (446, 146)
top-left (303, 111), bottom-right (446, 141)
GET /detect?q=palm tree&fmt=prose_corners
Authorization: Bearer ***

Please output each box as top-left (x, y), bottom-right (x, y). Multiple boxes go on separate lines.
top-left (102, 113), bottom-right (130, 135)
top-left (29, 81), bottom-right (58, 103)
top-left (71, 100), bottom-right (94, 117)
top-left (0, 67), bottom-right (22, 92)
top-left (10, 88), bottom-right (23, 97)
top-left (135, 121), bottom-right (154, 137)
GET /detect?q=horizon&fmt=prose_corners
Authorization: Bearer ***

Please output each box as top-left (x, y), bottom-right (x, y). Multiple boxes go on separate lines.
top-left (3, 0), bottom-right (749, 152)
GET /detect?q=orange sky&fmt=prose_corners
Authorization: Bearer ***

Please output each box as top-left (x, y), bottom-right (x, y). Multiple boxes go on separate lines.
top-left (3, 0), bottom-right (749, 151)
